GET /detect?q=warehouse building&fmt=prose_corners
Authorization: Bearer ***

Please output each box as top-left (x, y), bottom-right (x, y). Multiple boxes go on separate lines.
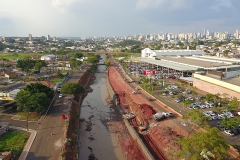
top-left (138, 49), bottom-right (240, 98)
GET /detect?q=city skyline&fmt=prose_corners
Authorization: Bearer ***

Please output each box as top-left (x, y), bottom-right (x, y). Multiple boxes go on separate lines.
top-left (0, 0), bottom-right (240, 37)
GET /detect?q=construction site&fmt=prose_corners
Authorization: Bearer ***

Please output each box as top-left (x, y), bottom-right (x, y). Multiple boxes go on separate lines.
top-left (108, 66), bottom-right (191, 160)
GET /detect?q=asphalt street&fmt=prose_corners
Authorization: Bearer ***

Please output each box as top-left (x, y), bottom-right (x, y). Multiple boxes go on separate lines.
top-left (25, 68), bottom-right (87, 160)
top-left (0, 68), bottom-right (87, 160)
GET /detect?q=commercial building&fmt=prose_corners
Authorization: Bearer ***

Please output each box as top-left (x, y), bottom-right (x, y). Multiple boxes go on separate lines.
top-left (141, 48), bottom-right (204, 58)
top-left (139, 48), bottom-right (240, 98)
top-left (40, 54), bottom-right (56, 61)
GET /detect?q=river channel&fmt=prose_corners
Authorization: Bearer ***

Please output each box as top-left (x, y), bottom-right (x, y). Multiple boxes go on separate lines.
top-left (78, 61), bottom-right (126, 160)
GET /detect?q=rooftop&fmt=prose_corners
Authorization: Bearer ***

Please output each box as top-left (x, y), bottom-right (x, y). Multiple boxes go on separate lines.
top-left (156, 56), bottom-right (234, 69)
top-left (139, 58), bottom-right (200, 71)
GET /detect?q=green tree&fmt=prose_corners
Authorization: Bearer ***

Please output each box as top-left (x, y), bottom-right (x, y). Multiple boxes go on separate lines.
top-left (140, 77), bottom-right (149, 88)
top-left (223, 50), bottom-right (230, 56)
top-left (34, 60), bottom-right (47, 71)
top-left (88, 57), bottom-right (99, 65)
top-left (183, 110), bottom-right (210, 129)
top-left (57, 70), bottom-right (64, 78)
top-left (69, 59), bottom-right (82, 69)
top-left (15, 83), bottom-right (54, 117)
top-left (74, 52), bottom-right (83, 58)
top-left (60, 82), bottom-right (85, 95)
top-left (177, 128), bottom-right (229, 160)
top-left (205, 93), bottom-right (217, 103)
top-left (183, 100), bottom-right (192, 107)
top-left (104, 60), bottom-right (110, 68)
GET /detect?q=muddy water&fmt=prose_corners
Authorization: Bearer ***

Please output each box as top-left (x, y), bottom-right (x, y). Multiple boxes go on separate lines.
top-left (78, 64), bottom-right (126, 160)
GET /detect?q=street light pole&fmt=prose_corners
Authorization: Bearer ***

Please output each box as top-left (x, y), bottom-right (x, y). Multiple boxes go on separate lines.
top-left (26, 110), bottom-right (29, 131)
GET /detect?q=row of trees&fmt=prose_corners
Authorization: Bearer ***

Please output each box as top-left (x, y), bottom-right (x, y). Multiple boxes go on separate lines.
top-left (15, 82), bottom-right (85, 114)
top-left (16, 59), bottom-right (47, 74)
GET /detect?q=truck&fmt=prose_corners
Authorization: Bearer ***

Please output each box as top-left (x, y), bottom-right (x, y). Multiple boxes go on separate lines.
top-left (153, 112), bottom-right (173, 121)
top-left (153, 113), bottom-right (166, 121)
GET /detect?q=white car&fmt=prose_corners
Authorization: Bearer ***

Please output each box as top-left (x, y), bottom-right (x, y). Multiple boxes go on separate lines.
top-left (200, 105), bottom-right (206, 109)
top-left (59, 94), bottom-right (63, 98)
top-left (217, 115), bottom-right (223, 119)
top-left (181, 121), bottom-right (188, 126)
top-left (224, 130), bottom-right (234, 136)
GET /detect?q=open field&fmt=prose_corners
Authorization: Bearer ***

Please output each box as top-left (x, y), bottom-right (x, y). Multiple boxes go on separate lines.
top-left (0, 53), bottom-right (48, 60)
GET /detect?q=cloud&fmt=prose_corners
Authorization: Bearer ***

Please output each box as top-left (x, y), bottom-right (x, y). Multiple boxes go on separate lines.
top-left (135, 0), bottom-right (191, 10)
top-left (51, 0), bottom-right (84, 12)
top-left (0, 0), bottom-right (239, 37)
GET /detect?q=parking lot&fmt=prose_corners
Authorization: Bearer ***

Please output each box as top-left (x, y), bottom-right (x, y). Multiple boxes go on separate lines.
top-left (124, 64), bottom-right (240, 146)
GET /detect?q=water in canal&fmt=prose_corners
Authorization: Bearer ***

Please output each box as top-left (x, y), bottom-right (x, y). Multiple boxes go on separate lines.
top-left (78, 64), bottom-right (126, 160)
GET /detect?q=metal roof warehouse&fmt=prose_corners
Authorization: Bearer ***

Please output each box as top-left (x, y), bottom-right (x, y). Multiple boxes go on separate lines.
top-left (139, 58), bottom-right (200, 71)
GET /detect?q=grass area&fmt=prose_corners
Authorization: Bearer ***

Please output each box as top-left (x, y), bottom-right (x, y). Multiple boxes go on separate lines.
top-left (17, 112), bottom-right (40, 121)
top-left (0, 129), bottom-right (29, 157)
top-left (0, 53), bottom-right (48, 60)
top-left (50, 78), bottom-right (64, 83)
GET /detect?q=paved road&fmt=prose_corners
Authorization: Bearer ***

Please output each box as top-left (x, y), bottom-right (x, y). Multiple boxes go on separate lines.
top-left (0, 68), bottom-right (87, 160)
top-left (25, 68), bottom-right (87, 160)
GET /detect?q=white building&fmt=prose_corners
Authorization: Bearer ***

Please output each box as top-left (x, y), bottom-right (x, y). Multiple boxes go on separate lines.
top-left (141, 48), bottom-right (204, 58)
top-left (40, 54), bottom-right (56, 60)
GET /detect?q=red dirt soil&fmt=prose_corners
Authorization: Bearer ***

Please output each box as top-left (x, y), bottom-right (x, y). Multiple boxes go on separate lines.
top-left (108, 66), bottom-right (188, 160)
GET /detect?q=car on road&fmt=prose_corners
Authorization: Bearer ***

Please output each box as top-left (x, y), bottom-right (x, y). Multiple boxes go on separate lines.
top-left (147, 97), bottom-right (153, 101)
top-left (59, 94), bottom-right (63, 98)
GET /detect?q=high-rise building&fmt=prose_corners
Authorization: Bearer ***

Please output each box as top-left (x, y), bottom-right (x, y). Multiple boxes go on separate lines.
top-left (53, 36), bottom-right (56, 41)
top-left (47, 35), bottom-right (50, 41)
top-left (29, 34), bottom-right (32, 41)
top-left (235, 29), bottom-right (239, 39)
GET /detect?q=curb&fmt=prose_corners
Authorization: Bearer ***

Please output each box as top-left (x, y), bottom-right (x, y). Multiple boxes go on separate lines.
top-left (9, 126), bottom-right (37, 160)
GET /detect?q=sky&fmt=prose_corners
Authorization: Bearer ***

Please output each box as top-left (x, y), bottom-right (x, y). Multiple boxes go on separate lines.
top-left (0, 0), bottom-right (240, 37)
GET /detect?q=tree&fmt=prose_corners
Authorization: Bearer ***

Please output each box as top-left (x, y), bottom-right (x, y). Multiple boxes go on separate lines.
top-left (223, 50), bottom-right (230, 56)
top-left (24, 83), bottom-right (54, 99)
top-left (177, 128), bottom-right (229, 160)
top-left (69, 59), bottom-right (82, 69)
top-left (74, 52), bottom-right (83, 58)
top-left (183, 110), bottom-right (210, 129)
top-left (220, 97), bottom-right (240, 128)
top-left (183, 100), bottom-right (192, 107)
top-left (205, 93), bottom-right (217, 103)
top-left (88, 56), bottom-right (99, 65)
top-left (34, 60), bottom-right (47, 71)
top-left (104, 60), bottom-right (110, 68)
top-left (15, 83), bottom-right (54, 113)
top-left (61, 82), bottom-right (84, 95)
top-left (140, 77), bottom-right (149, 88)
top-left (26, 92), bottom-right (51, 113)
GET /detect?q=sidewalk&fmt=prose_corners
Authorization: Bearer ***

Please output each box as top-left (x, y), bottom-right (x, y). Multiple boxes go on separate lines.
top-left (9, 126), bottom-right (37, 160)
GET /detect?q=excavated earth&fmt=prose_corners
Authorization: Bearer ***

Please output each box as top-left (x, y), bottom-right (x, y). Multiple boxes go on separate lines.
top-left (108, 66), bottom-right (190, 160)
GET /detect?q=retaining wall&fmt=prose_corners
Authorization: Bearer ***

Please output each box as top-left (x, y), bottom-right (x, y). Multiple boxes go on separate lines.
top-left (106, 70), bottom-right (154, 160)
